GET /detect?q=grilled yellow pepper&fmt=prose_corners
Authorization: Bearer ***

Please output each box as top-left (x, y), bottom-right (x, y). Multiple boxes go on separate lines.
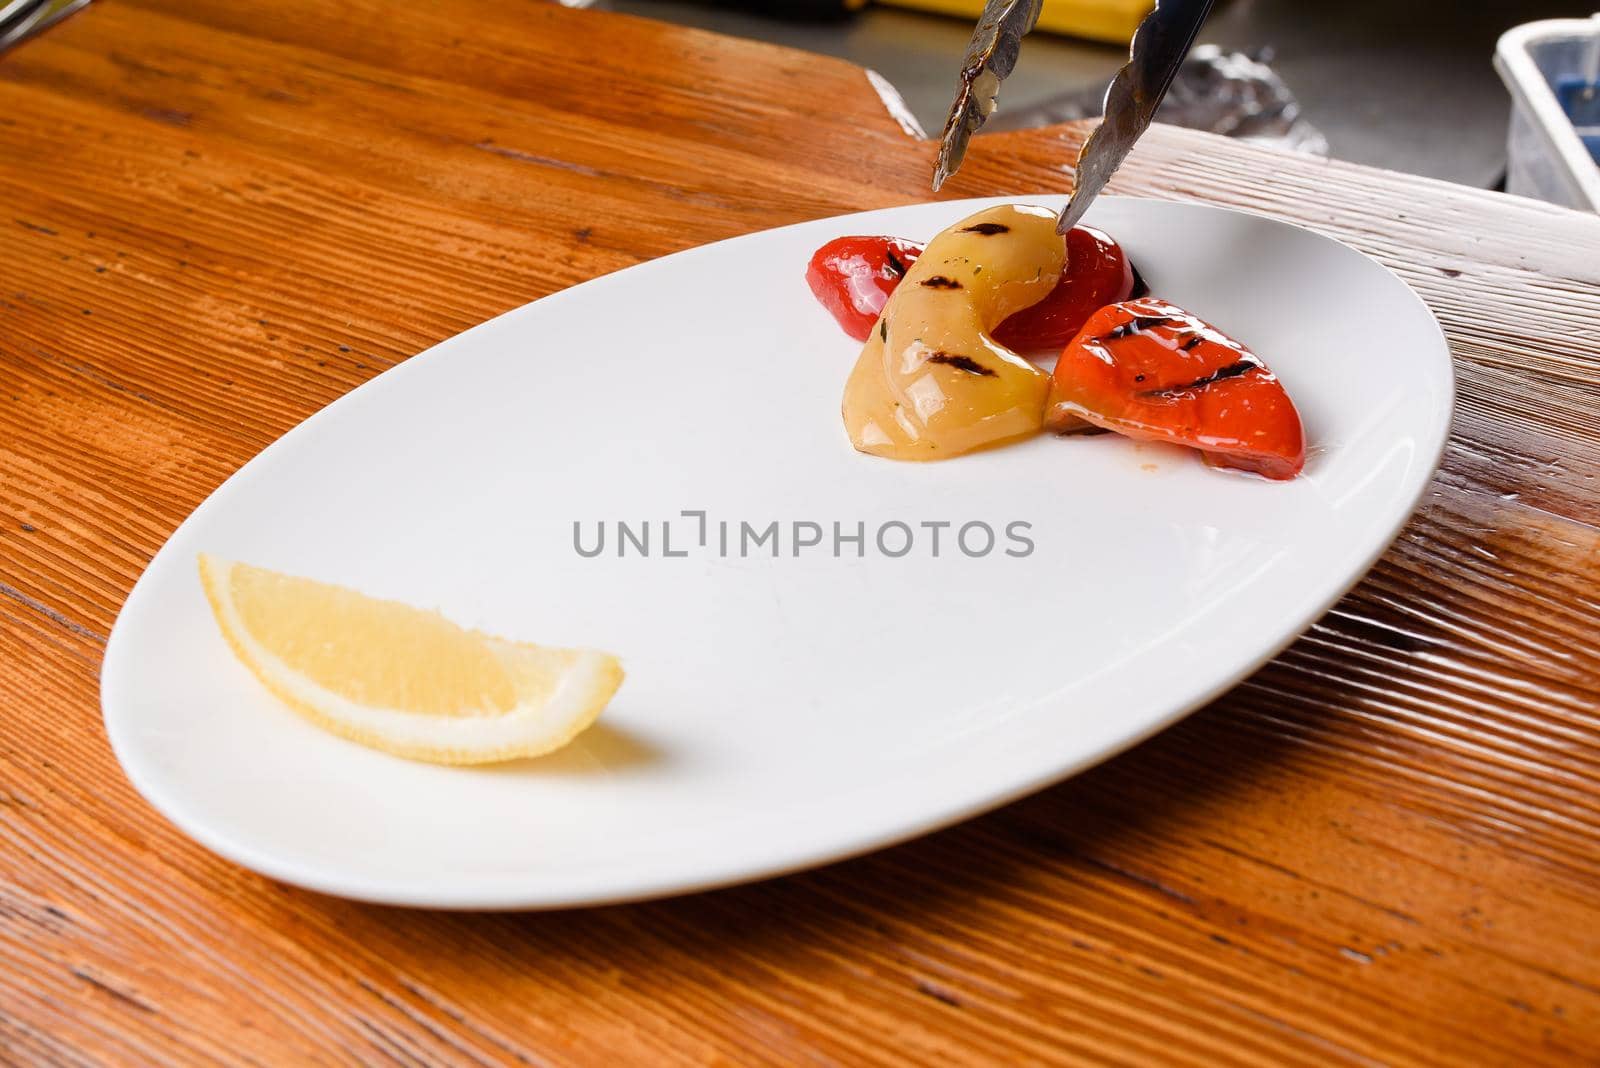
top-left (841, 204), bottom-right (1064, 460)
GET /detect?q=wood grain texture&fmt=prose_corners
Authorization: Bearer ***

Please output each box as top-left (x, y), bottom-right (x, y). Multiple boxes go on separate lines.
top-left (3, 1), bottom-right (1599, 1063)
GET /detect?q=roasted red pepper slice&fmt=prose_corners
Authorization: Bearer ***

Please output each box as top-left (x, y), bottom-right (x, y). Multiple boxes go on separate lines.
top-left (1045, 297), bottom-right (1306, 480)
top-left (805, 227), bottom-right (1135, 351)
top-left (805, 236), bottom-right (923, 343)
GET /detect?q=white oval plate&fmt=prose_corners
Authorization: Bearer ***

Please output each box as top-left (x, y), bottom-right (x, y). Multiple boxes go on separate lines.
top-left (102, 197), bottom-right (1452, 909)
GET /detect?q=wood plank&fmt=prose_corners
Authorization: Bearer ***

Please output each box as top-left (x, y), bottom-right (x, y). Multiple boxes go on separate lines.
top-left (2, 1), bottom-right (1598, 1063)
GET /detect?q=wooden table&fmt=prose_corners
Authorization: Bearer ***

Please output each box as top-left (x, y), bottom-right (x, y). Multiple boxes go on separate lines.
top-left (3, 2), bottom-right (1598, 1063)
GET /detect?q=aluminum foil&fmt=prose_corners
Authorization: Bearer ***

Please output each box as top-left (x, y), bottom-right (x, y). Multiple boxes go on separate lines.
top-left (992, 44), bottom-right (1329, 156)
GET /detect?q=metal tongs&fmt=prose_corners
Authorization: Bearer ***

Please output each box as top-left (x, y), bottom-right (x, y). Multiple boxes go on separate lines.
top-left (934, 0), bottom-right (1216, 233)
top-left (0, 0), bottom-right (92, 53)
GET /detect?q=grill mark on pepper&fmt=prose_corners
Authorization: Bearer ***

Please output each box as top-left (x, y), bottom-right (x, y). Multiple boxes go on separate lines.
top-left (1180, 336), bottom-right (1203, 352)
top-left (959, 222), bottom-right (1010, 235)
top-left (885, 249), bottom-right (908, 277)
top-left (926, 351), bottom-right (996, 376)
top-left (1140, 359), bottom-right (1260, 396)
top-left (920, 275), bottom-right (963, 289)
top-left (1103, 315), bottom-right (1179, 340)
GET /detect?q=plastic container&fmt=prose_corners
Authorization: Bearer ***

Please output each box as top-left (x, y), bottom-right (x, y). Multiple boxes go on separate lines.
top-left (1494, 14), bottom-right (1600, 213)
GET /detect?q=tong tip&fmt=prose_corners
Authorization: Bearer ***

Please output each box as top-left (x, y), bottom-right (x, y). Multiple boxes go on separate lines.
top-left (928, 0), bottom-right (1042, 191)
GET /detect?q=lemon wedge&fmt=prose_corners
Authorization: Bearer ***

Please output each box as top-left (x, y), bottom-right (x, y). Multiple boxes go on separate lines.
top-left (198, 555), bottom-right (623, 765)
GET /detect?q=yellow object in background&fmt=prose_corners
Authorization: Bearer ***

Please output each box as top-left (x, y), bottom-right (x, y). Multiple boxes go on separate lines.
top-left (878, 0), bottom-right (1150, 45)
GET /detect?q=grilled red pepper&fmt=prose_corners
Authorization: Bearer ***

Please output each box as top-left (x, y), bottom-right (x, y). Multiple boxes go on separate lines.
top-left (805, 226), bottom-right (1136, 352)
top-left (1045, 297), bottom-right (1306, 480)
top-left (805, 236), bottom-right (923, 343)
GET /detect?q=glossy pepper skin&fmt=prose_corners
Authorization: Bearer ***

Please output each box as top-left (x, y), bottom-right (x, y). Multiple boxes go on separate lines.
top-left (1044, 297), bottom-right (1306, 480)
top-left (805, 226), bottom-right (1135, 352)
top-left (804, 236), bottom-right (923, 343)
top-left (841, 204), bottom-right (1064, 461)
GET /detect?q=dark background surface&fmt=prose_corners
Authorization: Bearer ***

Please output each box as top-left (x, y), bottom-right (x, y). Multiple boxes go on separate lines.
top-left (595, 0), bottom-right (1596, 189)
